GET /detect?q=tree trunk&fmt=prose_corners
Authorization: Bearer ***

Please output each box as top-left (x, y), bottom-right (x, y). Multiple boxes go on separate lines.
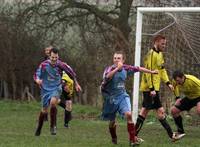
top-left (3, 81), bottom-right (9, 98)
top-left (11, 73), bottom-right (17, 99)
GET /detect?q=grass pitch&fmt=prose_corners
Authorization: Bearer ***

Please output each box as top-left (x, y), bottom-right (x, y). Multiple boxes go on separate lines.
top-left (0, 100), bottom-right (199, 147)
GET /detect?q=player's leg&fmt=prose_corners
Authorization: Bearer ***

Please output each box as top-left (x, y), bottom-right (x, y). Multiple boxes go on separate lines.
top-left (135, 107), bottom-right (149, 137)
top-left (58, 100), bottom-right (66, 109)
top-left (156, 107), bottom-right (175, 139)
top-left (196, 101), bottom-right (200, 116)
top-left (64, 100), bottom-right (72, 128)
top-left (35, 94), bottom-right (49, 136)
top-left (135, 92), bottom-right (151, 137)
top-left (102, 96), bottom-right (117, 144)
top-left (109, 120), bottom-right (117, 144)
top-left (118, 94), bottom-right (138, 145)
top-left (171, 98), bottom-right (189, 135)
top-left (35, 108), bottom-right (48, 136)
top-left (49, 97), bottom-right (59, 135)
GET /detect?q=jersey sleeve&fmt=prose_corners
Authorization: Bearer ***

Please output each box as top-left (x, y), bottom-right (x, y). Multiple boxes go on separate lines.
top-left (172, 80), bottom-right (180, 98)
top-left (123, 64), bottom-right (140, 76)
top-left (58, 61), bottom-right (77, 81)
top-left (33, 62), bottom-right (45, 81)
top-left (144, 51), bottom-right (155, 90)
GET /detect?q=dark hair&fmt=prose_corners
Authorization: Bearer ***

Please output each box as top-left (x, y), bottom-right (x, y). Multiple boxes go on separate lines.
top-left (50, 48), bottom-right (59, 54)
top-left (172, 70), bottom-right (184, 79)
top-left (114, 50), bottom-right (126, 60)
top-left (153, 35), bottom-right (166, 44)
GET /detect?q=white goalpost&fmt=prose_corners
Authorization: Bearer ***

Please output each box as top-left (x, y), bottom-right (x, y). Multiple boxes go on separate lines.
top-left (132, 7), bottom-right (200, 123)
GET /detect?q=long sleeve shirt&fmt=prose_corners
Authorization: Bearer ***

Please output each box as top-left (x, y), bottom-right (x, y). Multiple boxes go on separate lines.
top-left (101, 64), bottom-right (139, 97)
top-left (34, 59), bottom-right (77, 92)
top-left (140, 48), bottom-right (170, 91)
top-left (173, 75), bottom-right (200, 99)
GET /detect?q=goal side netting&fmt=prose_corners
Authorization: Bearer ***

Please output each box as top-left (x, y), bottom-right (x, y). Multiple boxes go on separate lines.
top-left (132, 7), bottom-right (200, 123)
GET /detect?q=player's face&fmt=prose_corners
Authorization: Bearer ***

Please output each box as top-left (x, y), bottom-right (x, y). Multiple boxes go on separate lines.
top-left (44, 47), bottom-right (51, 57)
top-left (50, 52), bottom-right (58, 65)
top-left (113, 53), bottom-right (124, 66)
top-left (175, 76), bottom-right (185, 85)
top-left (156, 39), bottom-right (166, 52)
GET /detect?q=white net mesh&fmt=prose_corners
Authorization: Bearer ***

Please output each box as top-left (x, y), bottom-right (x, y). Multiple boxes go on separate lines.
top-left (140, 12), bottom-right (200, 110)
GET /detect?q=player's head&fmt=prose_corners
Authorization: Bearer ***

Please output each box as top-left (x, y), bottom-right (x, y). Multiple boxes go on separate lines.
top-left (49, 48), bottom-right (59, 65)
top-left (153, 35), bottom-right (166, 52)
top-left (113, 51), bottom-right (125, 65)
top-left (44, 46), bottom-right (53, 57)
top-left (173, 70), bottom-right (185, 85)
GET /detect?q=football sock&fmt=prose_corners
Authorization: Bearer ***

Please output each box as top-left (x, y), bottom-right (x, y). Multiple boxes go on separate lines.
top-left (174, 115), bottom-right (185, 133)
top-left (159, 117), bottom-right (173, 138)
top-left (135, 115), bottom-right (145, 136)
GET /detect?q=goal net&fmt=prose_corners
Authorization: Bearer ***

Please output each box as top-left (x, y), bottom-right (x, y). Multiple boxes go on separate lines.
top-left (132, 7), bottom-right (200, 123)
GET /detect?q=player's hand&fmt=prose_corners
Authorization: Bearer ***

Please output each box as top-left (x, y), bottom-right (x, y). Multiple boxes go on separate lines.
top-left (175, 98), bottom-right (181, 106)
top-left (75, 83), bottom-right (82, 92)
top-left (117, 61), bottom-right (123, 70)
top-left (168, 84), bottom-right (174, 91)
top-left (150, 90), bottom-right (156, 97)
top-left (35, 79), bottom-right (42, 86)
top-left (151, 70), bottom-right (158, 74)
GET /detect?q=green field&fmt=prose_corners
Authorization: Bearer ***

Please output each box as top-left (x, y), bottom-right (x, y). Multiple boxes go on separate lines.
top-left (0, 100), bottom-right (199, 147)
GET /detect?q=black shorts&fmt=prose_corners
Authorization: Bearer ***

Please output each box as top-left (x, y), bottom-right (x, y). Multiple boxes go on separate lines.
top-left (60, 90), bottom-right (71, 101)
top-left (175, 97), bottom-right (200, 111)
top-left (142, 91), bottom-right (162, 110)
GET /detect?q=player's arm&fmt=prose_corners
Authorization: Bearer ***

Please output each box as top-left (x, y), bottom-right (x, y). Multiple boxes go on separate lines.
top-left (145, 51), bottom-right (155, 91)
top-left (105, 62), bottom-right (123, 79)
top-left (172, 80), bottom-right (180, 100)
top-left (159, 55), bottom-right (174, 91)
top-left (138, 66), bottom-right (158, 74)
top-left (33, 63), bottom-right (43, 86)
top-left (59, 62), bottom-right (82, 92)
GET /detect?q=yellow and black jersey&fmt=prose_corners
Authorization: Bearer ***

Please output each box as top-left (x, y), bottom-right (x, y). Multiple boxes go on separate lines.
top-left (62, 72), bottom-right (74, 97)
top-left (140, 48), bottom-right (170, 91)
top-left (172, 75), bottom-right (200, 99)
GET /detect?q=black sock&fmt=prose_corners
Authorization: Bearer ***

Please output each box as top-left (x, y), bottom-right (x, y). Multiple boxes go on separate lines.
top-left (35, 111), bottom-right (45, 135)
top-left (135, 115), bottom-right (145, 136)
top-left (159, 117), bottom-right (173, 138)
top-left (64, 110), bottom-right (72, 124)
top-left (58, 101), bottom-right (66, 109)
top-left (174, 115), bottom-right (184, 133)
top-left (109, 124), bottom-right (117, 139)
top-left (50, 106), bottom-right (57, 128)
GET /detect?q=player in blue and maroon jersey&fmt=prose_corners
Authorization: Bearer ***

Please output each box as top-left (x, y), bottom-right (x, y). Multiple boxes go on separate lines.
top-left (34, 48), bottom-right (82, 136)
top-left (101, 51), bottom-right (158, 146)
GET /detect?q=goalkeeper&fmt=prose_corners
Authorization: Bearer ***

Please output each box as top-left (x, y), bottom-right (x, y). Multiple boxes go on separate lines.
top-left (171, 70), bottom-right (200, 139)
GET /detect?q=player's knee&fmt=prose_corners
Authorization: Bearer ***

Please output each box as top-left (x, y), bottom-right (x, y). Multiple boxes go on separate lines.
top-left (109, 121), bottom-right (116, 128)
top-left (171, 107), bottom-right (177, 116)
top-left (196, 108), bottom-right (200, 115)
top-left (156, 108), bottom-right (165, 119)
top-left (124, 112), bottom-right (132, 121)
top-left (66, 101), bottom-right (72, 111)
top-left (139, 108), bottom-right (148, 117)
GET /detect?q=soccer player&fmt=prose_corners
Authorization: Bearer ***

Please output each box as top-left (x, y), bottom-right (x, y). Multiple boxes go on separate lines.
top-left (42, 46), bottom-right (74, 126)
top-left (60, 72), bottom-right (74, 128)
top-left (171, 70), bottom-right (200, 138)
top-left (101, 51), bottom-right (158, 146)
top-left (34, 48), bottom-right (81, 136)
top-left (135, 35), bottom-right (180, 142)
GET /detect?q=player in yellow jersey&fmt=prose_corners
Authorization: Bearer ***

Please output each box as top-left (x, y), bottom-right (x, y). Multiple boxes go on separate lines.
top-left (171, 70), bottom-right (200, 138)
top-left (135, 35), bottom-right (180, 142)
top-left (60, 72), bottom-right (74, 128)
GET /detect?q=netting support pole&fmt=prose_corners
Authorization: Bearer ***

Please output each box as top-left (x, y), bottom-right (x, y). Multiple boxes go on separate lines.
top-left (132, 10), bottom-right (142, 124)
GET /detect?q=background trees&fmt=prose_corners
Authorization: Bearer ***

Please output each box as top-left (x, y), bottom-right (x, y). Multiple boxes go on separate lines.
top-left (0, 0), bottom-right (200, 107)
